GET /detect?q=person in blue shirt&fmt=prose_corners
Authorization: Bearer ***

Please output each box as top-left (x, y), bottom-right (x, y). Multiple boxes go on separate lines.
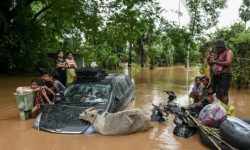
top-left (51, 72), bottom-right (66, 103)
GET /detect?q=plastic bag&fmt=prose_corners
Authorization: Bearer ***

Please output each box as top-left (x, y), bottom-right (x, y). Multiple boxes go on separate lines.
top-left (213, 100), bottom-right (235, 116)
top-left (16, 87), bottom-right (33, 94)
top-left (198, 102), bottom-right (227, 128)
top-left (91, 62), bottom-right (98, 68)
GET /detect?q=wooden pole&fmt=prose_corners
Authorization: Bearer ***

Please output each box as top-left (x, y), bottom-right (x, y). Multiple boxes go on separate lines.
top-left (185, 111), bottom-right (236, 150)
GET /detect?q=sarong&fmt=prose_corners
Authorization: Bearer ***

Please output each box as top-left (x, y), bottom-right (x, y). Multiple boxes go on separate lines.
top-left (213, 73), bottom-right (232, 96)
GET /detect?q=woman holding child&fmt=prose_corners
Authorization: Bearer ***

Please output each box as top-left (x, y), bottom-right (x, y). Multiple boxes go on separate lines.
top-left (207, 39), bottom-right (234, 105)
top-left (65, 52), bottom-right (77, 86)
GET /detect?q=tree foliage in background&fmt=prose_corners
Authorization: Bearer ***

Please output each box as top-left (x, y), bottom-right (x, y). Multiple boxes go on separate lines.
top-left (198, 22), bottom-right (250, 89)
top-left (147, 35), bottom-right (174, 68)
top-left (0, 0), bottom-right (230, 74)
top-left (0, 0), bottom-right (104, 74)
top-left (182, 0), bottom-right (228, 35)
top-left (239, 1), bottom-right (250, 29)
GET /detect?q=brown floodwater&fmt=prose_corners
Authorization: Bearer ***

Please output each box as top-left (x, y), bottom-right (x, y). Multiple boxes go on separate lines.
top-left (0, 65), bottom-right (250, 150)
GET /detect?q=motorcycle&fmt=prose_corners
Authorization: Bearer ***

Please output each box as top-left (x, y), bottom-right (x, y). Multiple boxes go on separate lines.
top-left (164, 91), bottom-right (177, 102)
top-left (151, 103), bottom-right (168, 124)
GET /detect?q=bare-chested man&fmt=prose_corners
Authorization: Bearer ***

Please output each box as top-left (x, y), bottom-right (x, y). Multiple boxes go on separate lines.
top-left (208, 39), bottom-right (234, 105)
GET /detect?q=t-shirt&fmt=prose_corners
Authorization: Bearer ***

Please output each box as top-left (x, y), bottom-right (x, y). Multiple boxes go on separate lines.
top-left (34, 86), bottom-right (46, 108)
top-left (193, 83), bottom-right (203, 93)
top-left (38, 80), bottom-right (53, 88)
top-left (56, 59), bottom-right (67, 71)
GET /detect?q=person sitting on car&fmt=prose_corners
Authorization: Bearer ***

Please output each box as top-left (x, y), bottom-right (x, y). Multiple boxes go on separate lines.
top-left (38, 72), bottom-right (56, 101)
top-left (51, 73), bottom-right (66, 103)
top-left (31, 79), bottom-right (54, 118)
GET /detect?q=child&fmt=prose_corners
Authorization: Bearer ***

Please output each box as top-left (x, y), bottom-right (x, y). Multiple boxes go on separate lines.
top-left (189, 76), bottom-right (203, 103)
top-left (31, 79), bottom-right (54, 118)
top-left (197, 85), bottom-right (216, 108)
top-left (51, 72), bottom-right (66, 103)
top-left (206, 85), bottom-right (216, 103)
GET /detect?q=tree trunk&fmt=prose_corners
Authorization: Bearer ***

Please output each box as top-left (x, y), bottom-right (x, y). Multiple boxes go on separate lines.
top-left (116, 45), bottom-right (120, 67)
top-left (245, 21), bottom-right (247, 30)
top-left (141, 49), bottom-right (144, 68)
top-left (128, 42), bottom-right (132, 67)
top-left (141, 55), bottom-right (144, 67)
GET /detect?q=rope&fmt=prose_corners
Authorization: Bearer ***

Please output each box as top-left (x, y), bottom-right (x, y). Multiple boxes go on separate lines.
top-left (91, 114), bottom-right (98, 124)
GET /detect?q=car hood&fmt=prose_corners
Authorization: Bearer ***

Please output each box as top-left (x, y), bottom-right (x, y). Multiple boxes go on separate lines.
top-left (34, 104), bottom-right (100, 134)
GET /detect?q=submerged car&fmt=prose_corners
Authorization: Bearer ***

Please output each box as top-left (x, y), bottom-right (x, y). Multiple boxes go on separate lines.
top-left (33, 73), bottom-right (135, 134)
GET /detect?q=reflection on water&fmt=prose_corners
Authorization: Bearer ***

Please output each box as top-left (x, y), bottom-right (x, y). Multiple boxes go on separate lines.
top-left (0, 65), bottom-right (249, 150)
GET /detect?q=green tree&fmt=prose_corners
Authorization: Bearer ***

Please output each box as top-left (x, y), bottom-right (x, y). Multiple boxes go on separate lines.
top-left (239, 0), bottom-right (250, 29)
top-left (181, 0), bottom-right (227, 35)
top-left (0, 0), bottom-right (105, 74)
top-left (104, 0), bottom-right (162, 67)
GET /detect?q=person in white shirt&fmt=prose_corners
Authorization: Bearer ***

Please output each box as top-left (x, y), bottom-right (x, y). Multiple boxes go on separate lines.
top-left (189, 76), bottom-right (203, 103)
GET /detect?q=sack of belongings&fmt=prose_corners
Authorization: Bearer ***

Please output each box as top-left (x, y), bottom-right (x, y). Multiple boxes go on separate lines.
top-left (16, 87), bottom-right (33, 94)
top-left (173, 125), bottom-right (198, 138)
top-left (198, 101), bottom-right (227, 128)
top-left (212, 100), bottom-right (235, 116)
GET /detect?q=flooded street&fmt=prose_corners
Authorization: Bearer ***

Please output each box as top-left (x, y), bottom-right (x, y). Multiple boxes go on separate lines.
top-left (0, 65), bottom-right (250, 150)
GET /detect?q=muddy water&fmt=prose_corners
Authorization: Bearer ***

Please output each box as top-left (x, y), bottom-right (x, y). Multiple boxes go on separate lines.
top-left (0, 66), bottom-right (250, 150)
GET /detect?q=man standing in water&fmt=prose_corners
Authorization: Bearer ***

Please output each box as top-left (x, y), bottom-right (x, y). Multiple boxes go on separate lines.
top-left (208, 39), bottom-right (234, 105)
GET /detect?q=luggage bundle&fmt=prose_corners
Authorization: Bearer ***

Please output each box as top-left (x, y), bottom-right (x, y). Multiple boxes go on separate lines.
top-left (76, 67), bottom-right (108, 82)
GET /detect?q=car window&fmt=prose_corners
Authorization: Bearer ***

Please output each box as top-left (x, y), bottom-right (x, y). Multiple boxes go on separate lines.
top-left (63, 83), bottom-right (110, 103)
top-left (126, 78), bottom-right (131, 86)
top-left (120, 79), bottom-right (129, 92)
top-left (126, 78), bottom-right (132, 86)
top-left (114, 83), bottom-right (123, 98)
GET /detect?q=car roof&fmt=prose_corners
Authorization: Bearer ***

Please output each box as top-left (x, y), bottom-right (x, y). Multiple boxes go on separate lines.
top-left (73, 73), bottom-right (129, 84)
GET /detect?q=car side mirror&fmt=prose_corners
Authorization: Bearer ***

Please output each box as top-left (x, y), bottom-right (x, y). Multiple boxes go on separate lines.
top-left (115, 96), bottom-right (120, 103)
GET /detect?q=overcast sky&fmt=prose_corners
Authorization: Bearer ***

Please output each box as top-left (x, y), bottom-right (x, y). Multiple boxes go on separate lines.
top-left (159, 0), bottom-right (243, 33)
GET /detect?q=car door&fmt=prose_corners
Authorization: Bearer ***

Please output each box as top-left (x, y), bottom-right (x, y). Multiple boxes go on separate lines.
top-left (125, 76), bottom-right (135, 99)
top-left (112, 82), bottom-right (125, 112)
top-left (120, 78), bottom-right (131, 108)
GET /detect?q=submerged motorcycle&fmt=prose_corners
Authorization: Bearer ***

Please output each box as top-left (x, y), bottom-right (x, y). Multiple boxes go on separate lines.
top-left (164, 91), bottom-right (177, 102)
top-left (151, 103), bottom-right (168, 123)
top-left (151, 91), bottom-right (177, 123)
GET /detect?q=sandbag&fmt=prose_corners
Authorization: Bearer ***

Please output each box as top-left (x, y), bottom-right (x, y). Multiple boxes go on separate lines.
top-left (198, 102), bottom-right (227, 128)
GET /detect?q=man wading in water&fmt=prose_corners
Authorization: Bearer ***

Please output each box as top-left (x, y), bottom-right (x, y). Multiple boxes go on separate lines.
top-left (208, 39), bottom-right (234, 105)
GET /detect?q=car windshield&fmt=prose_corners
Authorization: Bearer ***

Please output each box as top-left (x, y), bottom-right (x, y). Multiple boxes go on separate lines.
top-left (63, 83), bottom-right (110, 103)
